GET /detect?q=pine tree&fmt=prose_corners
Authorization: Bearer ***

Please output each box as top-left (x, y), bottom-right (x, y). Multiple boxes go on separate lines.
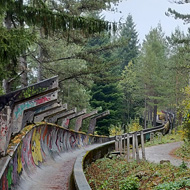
top-left (90, 82), bottom-right (123, 135)
top-left (118, 14), bottom-right (139, 71)
top-left (119, 60), bottom-right (144, 126)
top-left (136, 25), bottom-right (169, 127)
top-left (117, 14), bottom-right (139, 125)
top-left (0, 0), bottom-right (119, 93)
top-left (89, 33), bottom-right (123, 135)
top-left (167, 28), bottom-right (190, 125)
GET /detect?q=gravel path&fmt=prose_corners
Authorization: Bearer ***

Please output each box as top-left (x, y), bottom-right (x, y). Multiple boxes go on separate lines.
top-left (142, 141), bottom-right (190, 167)
top-left (17, 144), bottom-right (101, 190)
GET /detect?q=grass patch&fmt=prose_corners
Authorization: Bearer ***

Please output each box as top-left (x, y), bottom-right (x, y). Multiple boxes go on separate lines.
top-left (85, 157), bottom-right (190, 190)
top-left (174, 139), bottom-right (190, 161)
top-left (145, 132), bottom-right (182, 147)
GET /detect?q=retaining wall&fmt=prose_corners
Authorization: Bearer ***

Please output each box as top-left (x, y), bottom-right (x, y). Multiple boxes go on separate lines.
top-left (73, 141), bottom-right (115, 190)
top-left (0, 122), bottom-right (110, 190)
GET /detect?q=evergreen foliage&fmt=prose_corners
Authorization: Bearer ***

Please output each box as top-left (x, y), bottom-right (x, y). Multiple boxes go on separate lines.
top-left (89, 33), bottom-right (123, 135)
top-left (118, 14), bottom-right (139, 71)
top-left (0, 28), bottom-right (35, 80)
top-left (0, 0), bottom-right (119, 90)
top-left (117, 14), bottom-right (140, 125)
top-left (90, 82), bottom-right (123, 135)
top-left (1, 1), bottom-right (190, 136)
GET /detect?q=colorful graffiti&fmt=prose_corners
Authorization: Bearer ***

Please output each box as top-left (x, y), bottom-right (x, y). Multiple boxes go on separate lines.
top-left (0, 107), bottom-right (11, 156)
top-left (0, 123), bottom-right (110, 190)
top-left (62, 118), bottom-right (70, 128)
top-left (0, 76), bottom-right (58, 112)
top-left (0, 77), bottom-right (58, 156)
top-left (14, 95), bottom-right (53, 119)
top-left (12, 91), bottom-right (57, 134)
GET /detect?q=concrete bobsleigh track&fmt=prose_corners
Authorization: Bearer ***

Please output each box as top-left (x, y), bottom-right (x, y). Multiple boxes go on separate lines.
top-left (0, 122), bottom-right (110, 190)
top-left (0, 76), bottom-right (174, 190)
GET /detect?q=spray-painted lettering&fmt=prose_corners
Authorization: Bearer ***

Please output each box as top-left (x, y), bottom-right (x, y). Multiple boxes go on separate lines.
top-left (34, 97), bottom-right (50, 105)
top-left (14, 101), bottom-right (35, 119)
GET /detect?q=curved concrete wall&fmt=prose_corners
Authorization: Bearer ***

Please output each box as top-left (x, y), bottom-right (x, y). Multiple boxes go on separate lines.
top-left (0, 122), bottom-right (110, 190)
top-left (73, 141), bottom-right (115, 190)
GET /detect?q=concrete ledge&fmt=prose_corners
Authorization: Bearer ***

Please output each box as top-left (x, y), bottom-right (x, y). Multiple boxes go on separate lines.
top-left (73, 151), bottom-right (91, 190)
top-left (73, 141), bottom-right (115, 190)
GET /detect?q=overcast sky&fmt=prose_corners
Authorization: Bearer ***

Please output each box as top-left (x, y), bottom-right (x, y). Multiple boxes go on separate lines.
top-left (102, 0), bottom-right (190, 43)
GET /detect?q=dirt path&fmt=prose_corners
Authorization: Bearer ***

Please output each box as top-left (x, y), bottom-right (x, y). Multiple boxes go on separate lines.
top-left (142, 141), bottom-right (190, 167)
top-left (17, 144), bottom-right (100, 190)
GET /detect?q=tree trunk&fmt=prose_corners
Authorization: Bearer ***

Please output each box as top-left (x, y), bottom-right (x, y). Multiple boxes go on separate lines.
top-left (37, 55), bottom-right (42, 82)
top-left (20, 54), bottom-right (28, 87)
top-left (2, 79), bottom-right (10, 94)
top-left (144, 97), bottom-right (147, 129)
top-left (37, 28), bottom-right (44, 82)
top-left (153, 105), bottom-right (157, 127)
top-left (3, 13), bottom-right (12, 93)
top-left (19, 1), bottom-right (28, 88)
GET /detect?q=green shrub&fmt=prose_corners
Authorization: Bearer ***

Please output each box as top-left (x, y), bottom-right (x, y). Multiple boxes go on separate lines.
top-left (128, 119), bottom-right (143, 133)
top-left (119, 175), bottom-right (140, 190)
top-left (154, 178), bottom-right (190, 190)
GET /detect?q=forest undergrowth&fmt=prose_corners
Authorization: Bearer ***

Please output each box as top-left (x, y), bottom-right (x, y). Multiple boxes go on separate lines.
top-left (85, 157), bottom-right (190, 190)
top-left (85, 130), bottom-right (190, 190)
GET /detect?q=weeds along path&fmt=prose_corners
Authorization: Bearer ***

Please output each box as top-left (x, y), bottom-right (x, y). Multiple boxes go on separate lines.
top-left (141, 141), bottom-right (190, 167)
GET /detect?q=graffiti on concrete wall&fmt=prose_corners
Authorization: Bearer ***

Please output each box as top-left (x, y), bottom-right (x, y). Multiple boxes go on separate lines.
top-left (0, 123), bottom-right (109, 190)
top-left (62, 118), bottom-right (70, 128)
top-left (0, 107), bottom-right (11, 156)
top-left (12, 91), bottom-right (57, 134)
top-left (0, 77), bottom-right (58, 156)
top-left (0, 76), bottom-right (58, 112)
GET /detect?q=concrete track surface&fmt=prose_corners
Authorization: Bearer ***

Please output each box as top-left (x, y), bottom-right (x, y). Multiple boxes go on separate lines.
top-left (16, 144), bottom-right (100, 190)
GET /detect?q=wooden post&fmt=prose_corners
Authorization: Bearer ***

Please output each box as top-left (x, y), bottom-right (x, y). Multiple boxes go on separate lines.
top-left (135, 132), bottom-right (140, 162)
top-left (127, 133), bottom-right (130, 162)
top-left (123, 134), bottom-right (126, 154)
top-left (150, 132), bottom-right (154, 143)
top-left (132, 133), bottom-right (136, 159)
top-left (119, 136), bottom-right (122, 155)
top-left (141, 131), bottom-right (146, 160)
top-left (115, 136), bottom-right (119, 151)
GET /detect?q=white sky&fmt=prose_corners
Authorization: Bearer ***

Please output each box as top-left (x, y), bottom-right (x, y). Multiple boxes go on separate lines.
top-left (102, 0), bottom-right (190, 43)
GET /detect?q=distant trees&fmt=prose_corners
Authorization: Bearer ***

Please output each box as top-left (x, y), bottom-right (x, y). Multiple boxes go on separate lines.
top-left (89, 14), bottom-right (140, 135)
top-left (2, 1), bottom-right (190, 135)
top-left (117, 14), bottom-right (140, 125)
top-left (88, 33), bottom-right (123, 135)
top-left (119, 14), bottom-right (139, 71)
top-left (137, 25), bottom-right (169, 127)
top-left (119, 24), bottom-right (190, 129)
